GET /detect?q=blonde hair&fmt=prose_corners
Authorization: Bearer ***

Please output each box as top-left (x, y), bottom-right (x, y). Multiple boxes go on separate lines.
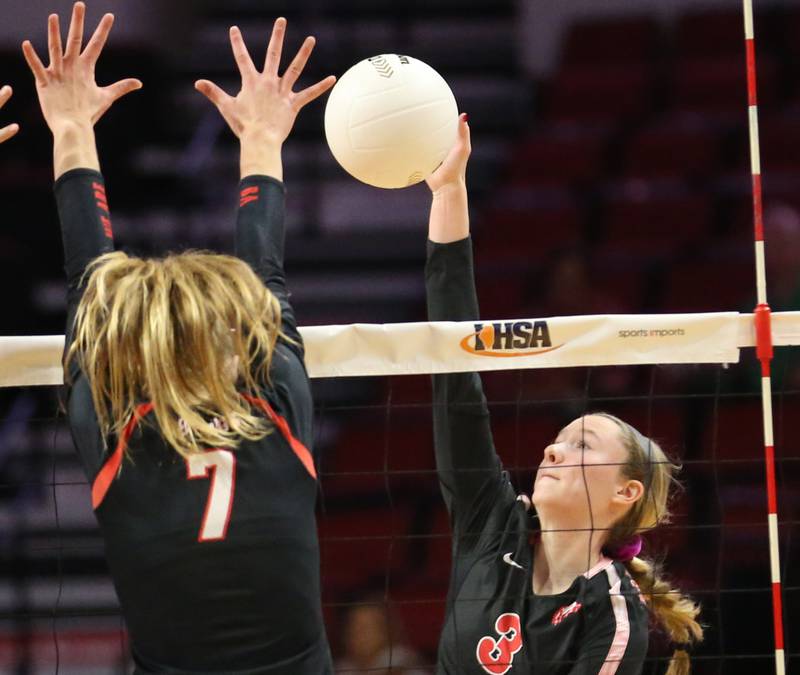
top-left (65, 250), bottom-right (285, 458)
top-left (595, 413), bottom-right (704, 675)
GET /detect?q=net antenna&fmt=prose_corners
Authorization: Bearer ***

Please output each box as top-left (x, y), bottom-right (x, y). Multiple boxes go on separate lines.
top-left (742, 1), bottom-right (785, 673)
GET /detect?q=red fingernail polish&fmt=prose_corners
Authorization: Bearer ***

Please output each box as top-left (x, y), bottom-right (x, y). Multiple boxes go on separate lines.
top-left (463, 113), bottom-right (469, 122)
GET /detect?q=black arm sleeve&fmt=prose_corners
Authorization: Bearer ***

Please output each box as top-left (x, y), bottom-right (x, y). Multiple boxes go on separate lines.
top-left (425, 237), bottom-right (511, 539)
top-left (235, 175), bottom-right (302, 355)
top-left (235, 176), bottom-right (315, 461)
top-left (55, 168), bottom-right (115, 383)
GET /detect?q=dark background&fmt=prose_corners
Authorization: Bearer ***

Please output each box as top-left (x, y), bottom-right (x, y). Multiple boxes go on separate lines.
top-left (0, 0), bottom-right (798, 672)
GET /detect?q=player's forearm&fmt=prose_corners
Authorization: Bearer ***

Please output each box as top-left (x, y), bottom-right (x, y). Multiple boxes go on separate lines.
top-left (426, 237), bottom-right (478, 322)
top-left (240, 131), bottom-right (283, 181)
top-left (55, 168), bottom-right (114, 290)
top-left (428, 179), bottom-right (469, 244)
top-left (235, 175), bottom-right (302, 343)
top-left (52, 121), bottom-right (100, 180)
top-left (426, 236), bottom-right (502, 519)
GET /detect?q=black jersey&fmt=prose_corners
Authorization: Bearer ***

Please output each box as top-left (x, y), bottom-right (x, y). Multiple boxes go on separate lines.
top-left (56, 169), bottom-right (332, 674)
top-left (425, 237), bottom-right (648, 675)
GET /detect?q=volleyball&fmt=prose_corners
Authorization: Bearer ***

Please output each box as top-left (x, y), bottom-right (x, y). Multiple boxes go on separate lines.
top-left (324, 55), bottom-right (459, 189)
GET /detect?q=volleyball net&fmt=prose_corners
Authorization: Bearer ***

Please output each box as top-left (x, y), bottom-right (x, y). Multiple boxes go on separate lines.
top-left (5, 310), bottom-right (800, 384)
top-left (0, 311), bottom-right (798, 673)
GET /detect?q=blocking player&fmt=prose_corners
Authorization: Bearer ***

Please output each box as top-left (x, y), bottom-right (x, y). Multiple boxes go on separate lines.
top-left (23, 4), bottom-right (335, 672)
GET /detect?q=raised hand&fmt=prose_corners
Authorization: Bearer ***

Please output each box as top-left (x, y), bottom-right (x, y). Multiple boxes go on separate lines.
top-left (426, 114), bottom-right (471, 244)
top-left (21, 2), bottom-right (141, 135)
top-left (426, 113), bottom-right (471, 194)
top-left (196, 18), bottom-right (336, 146)
top-left (0, 85), bottom-right (19, 143)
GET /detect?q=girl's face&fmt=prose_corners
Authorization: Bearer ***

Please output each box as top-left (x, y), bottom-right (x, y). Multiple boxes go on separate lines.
top-left (531, 415), bottom-right (643, 530)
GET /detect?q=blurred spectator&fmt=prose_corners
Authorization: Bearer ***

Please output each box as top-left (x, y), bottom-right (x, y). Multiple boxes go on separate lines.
top-left (336, 594), bottom-right (428, 674)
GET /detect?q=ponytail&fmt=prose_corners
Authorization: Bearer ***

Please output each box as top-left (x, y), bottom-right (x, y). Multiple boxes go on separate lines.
top-left (625, 556), bottom-right (703, 675)
top-left (592, 413), bottom-right (704, 673)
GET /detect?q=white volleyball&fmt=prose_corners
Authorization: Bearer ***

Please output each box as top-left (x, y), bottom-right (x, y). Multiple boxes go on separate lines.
top-left (324, 55), bottom-right (459, 189)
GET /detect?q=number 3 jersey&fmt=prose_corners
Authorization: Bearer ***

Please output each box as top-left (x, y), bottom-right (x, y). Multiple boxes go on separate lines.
top-left (425, 237), bottom-right (649, 675)
top-left (57, 169), bottom-right (332, 674)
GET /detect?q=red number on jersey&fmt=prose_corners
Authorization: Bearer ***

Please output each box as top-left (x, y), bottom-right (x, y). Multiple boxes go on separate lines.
top-left (476, 612), bottom-right (523, 675)
top-left (186, 449), bottom-right (236, 542)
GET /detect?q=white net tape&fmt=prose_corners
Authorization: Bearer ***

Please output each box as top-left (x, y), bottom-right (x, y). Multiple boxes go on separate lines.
top-left (2, 311), bottom-right (800, 386)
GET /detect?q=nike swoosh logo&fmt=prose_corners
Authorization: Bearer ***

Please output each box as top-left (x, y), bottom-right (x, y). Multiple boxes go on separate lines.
top-left (503, 552), bottom-right (524, 570)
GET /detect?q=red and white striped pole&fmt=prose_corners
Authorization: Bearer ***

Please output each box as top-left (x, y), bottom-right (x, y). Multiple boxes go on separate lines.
top-left (743, 1), bottom-right (785, 673)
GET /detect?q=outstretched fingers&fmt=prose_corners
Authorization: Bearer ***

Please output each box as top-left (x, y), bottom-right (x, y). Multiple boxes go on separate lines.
top-left (195, 79), bottom-right (230, 109)
top-left (294, 75), bottom-right (336, 109)
top-left (82, 13), bottom-right (114, 68)
top-left (47, 13), bottom-right (63, 72)
top-left (282, 35), bottom-right (315, 92)
top-left (64, 1), bottom-right (85, 61)
top-left (104, 78), bottom-right (143, 104)
top-left (0, 85), bottom-right (18, 143)
top-left (0, 123), bottom-right (20, 144)
top-left (263, 17), bottom-right (286, 76)
top-left (90, 77), bottom-right (141, 123)
top-left (229, 26), bottom-right (257, 80)
top-left (0, 84), bottom-right (13, 109)
top-left (22, 41), bottom-right (48, 85)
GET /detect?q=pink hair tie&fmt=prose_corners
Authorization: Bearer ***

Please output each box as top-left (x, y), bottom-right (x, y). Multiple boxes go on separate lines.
top-left (605, 535), bottom-right (643, 562)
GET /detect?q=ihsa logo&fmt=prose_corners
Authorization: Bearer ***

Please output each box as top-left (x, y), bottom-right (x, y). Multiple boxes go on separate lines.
top-left (460, 321), bottom-right (562, 358)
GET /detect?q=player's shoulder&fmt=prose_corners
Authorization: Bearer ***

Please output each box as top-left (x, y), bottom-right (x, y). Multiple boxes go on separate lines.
top-left (269, 340), bottom-right (310, 389)
top-left (584, 560), bottom-right (647, 611)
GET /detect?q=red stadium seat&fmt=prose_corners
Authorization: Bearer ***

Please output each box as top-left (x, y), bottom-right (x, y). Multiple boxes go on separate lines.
top-left (322, 411), bottom-right (438, 497)
top-left (413, 505), bottom-right (453, 587)
top-left (590, 259), bottom-right (648, 313)
top-left (784, 7), bottom-right (800, 60)
top-left (675, 9), bottom-right (763, 58)
top-left (602, 193), bottom-right (712, 256)
top-left (473, 269), bottom-right (530, 320)
top-left (480, 370), bottom-right (529, 408)
top-left (383, 375), bottom-right (432, 405)
top-left (561, 17), bottom-right (660, 66)
top-left (317, 506), bottom-right (414, 598)
top-left (506, 127), bottom-right (611, 186)
top-left (748, 108), bottom-right (800, 173)
top-left (699, 400), bottom-right (766, 463)
top-left (774, 398), bottom-right (800, 461)
top-left (671, 56), bottom-right (778, 115)
top-left (477, 204), bottom-right (584, 264)
top-left (623, 117), bottom-right (721, 179)
top-left (546, 64), bottom-right (655, 123)
top-left (491, 413), bottom-right (558, 473)
top-left (391, 582), bottom-right (448, 657)
top-left (661, 256), bottom-right (754, 313)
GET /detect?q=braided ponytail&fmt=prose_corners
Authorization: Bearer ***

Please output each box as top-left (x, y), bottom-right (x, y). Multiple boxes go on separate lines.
top-left (626, 556), bottom-right (702, 674)
top-left (595, 413), bottom-right (704, 673)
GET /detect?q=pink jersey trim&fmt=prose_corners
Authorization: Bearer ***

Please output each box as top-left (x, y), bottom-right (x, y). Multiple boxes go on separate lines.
top-left (598, 564), bottom-right (631, 675)
top-left (584, 555), bottom-right (614, 579)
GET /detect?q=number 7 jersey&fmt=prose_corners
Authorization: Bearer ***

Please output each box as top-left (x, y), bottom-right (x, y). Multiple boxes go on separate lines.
top-left (69, 366), bottom-right (327, 674)
top-left (57, 169), bottom-right (332, 674)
